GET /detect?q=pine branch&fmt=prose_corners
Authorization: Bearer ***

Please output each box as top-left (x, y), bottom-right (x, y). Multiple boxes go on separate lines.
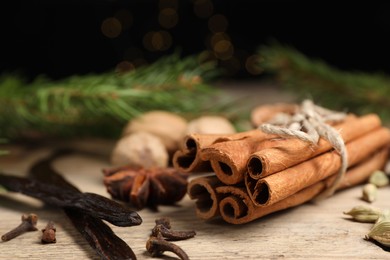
top-left (0, 54), bottom-right (226, 139)
top-left (256, 44), bottom-right (390, 123)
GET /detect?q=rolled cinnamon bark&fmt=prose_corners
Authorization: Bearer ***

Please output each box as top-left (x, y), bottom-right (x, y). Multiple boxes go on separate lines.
top-left (247, 114), bottom-right (382, 179)
top-left (172, 134), bottom-right (218, 173)
top-left (217, 183), bottom-right (324, 224)
top-left (199, 114), bottom-right (363, 185)
top-left (246, 127), bottom-right (390, 207)
top-left (200, 130), bottom-right (276, 184)
top-left (325, 147), bottom-right (389, 190)
top-left (187, 175), bottom-right (224, 220)
top-left (217, 147), bottom-right (388, 224)
top-left (173, 130), bottom-right (263, 173)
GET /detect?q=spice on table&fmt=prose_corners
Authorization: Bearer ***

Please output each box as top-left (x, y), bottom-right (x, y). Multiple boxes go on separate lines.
top-left (1, 213), bottom-right (38, 242)
top-left (152, 217), bottom-right (196, 241)
top-left (343, 205), bottom-right (383, 223)
top-left (0, 173), bottom-right (142, 227)
top-left (111, 131), bottom-right (169, 168)
top-left (365, 211), bottom-right (390, 248)
top-left (362, 183), bottom-right (378, 203)
top-left (28, 150), bottom-right (138, 260)
top-left (146, 217), bottom-right (196, 260)
top-left (103, 165), bottom-right (188, 210)
top-left (41, 221), bottom-right (56, 244)
top-left (146, 235), bottom-right (189, 260)
top-left (369, 170), bottom-right (389, 187)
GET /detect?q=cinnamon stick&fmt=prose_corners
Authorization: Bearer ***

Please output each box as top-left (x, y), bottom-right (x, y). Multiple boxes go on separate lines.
top-left (172, 134), bottom-right (217, 173)
top-left (247, 114), bottom-right (382, 179)
top-left (173, 130), bottom-right (263, 173)
top-left (217, 147), bottom-right (388, 224)
top-left (200, 130), bottom-right (275, 184)
top-left (187, 175), bottom-right (224, 220)
top-left (325, 147), bottom-right (389, 190)
top-left (199, 114), bottom-right (364, 185)
top-left (246, 127), bottom-right (390, 207)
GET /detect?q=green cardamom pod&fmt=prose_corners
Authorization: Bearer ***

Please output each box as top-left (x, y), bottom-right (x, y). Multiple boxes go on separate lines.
top-left (343, 205), bottom-right (382, 223)
top-left (366, 213), bottom-right (390, 247)
top-left (362, 183), bottom-right (377, 203)
top-left (369, 170), bottom-right (389, 187)
top-left (376, 210), bottom-right (390, 223)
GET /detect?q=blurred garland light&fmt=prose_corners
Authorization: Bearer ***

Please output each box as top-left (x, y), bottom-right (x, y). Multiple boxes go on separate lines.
top-left (246, 55), bottom-right (263, 75)
top-left (101, 17), bottom-right (122, 38)
top-left (143, 30), bottom-right (172, 52)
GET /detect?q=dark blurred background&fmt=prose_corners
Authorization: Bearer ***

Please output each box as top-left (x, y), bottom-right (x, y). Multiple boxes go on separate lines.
top-left (2, 1), bottom-right (390, 80)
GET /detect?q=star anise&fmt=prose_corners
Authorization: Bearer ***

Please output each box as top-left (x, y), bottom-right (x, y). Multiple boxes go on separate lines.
top-left (102, 165), bottom-right (189, 210)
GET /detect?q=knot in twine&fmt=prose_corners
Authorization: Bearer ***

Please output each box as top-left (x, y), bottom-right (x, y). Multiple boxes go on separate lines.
top-left (259, 100), bottom-right (348, 201)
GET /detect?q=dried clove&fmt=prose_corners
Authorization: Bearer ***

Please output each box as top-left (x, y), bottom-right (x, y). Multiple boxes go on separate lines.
top-left (146, 235), bottom-right (189, 260)
top-left (41, 221), bottom-right (56, 244)
top-left (1, 213), bottom-right (38, 241)
top-left (0, 173), bottom-right (142, 227)
top-left (152, 220), bottom-right (196, 241)
top-left (146, 217), bottom-right (196, 260)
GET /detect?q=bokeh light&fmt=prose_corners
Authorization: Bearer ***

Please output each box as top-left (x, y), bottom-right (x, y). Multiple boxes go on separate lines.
top-left (213, 39), bottom-right (234, 60)
top-left (197, 50), bottom-right (217, 64)
top-left (101, 17), bottom-right (122, 38)
top-left (115, 60), bottom-right (135, 73)
top-left (143, 30), bottom-right (173, 51)
top-left (210, 32), bottom-right (231, 47)
top-left (245, 55), bottom-right (263, 75)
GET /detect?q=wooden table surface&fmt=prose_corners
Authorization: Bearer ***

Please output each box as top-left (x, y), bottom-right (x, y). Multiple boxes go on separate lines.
top-left (1, 83), bottom-right (390, 259)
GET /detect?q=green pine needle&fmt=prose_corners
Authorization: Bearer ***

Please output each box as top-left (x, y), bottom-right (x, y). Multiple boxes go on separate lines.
top-left (0, 53), bottom-right (230, 139)
top-left (256, 43), bottom-right (390, 124)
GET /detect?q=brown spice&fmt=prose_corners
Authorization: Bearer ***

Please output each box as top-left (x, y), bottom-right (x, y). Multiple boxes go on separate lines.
top-left (146, 217), bottom-right (196, 260)
top-left (1, 213), bottom-right (38, 241)
top-left (152, 217), bottom-right (196, 241)
top-left (0, 173), bottom-right (142, 227)
top-left (146, 236), bottom-right (189, 260)
top-left (41, 221), bottom-right (56, 244)
top-left (103, 166), bottom-right (188, 209)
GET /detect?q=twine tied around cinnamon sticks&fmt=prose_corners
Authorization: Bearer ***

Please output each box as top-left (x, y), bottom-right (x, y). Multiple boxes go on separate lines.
top-left (259, 99), bottom-right (348, 200)
top-left (173, 101), bottom-right (390, 224)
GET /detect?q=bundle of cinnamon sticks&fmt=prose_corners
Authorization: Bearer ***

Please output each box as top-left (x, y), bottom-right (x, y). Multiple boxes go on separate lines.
top-left (173, 102), bottom-right (390, 224)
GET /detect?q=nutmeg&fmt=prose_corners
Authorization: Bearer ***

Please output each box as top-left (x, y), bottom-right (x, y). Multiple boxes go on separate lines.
top-left (122, 111), bottom-right (188, 154)
top-left (111, 131), bottom-right (169, 168)
top-left (186, 116), bottom-right (236, 134)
